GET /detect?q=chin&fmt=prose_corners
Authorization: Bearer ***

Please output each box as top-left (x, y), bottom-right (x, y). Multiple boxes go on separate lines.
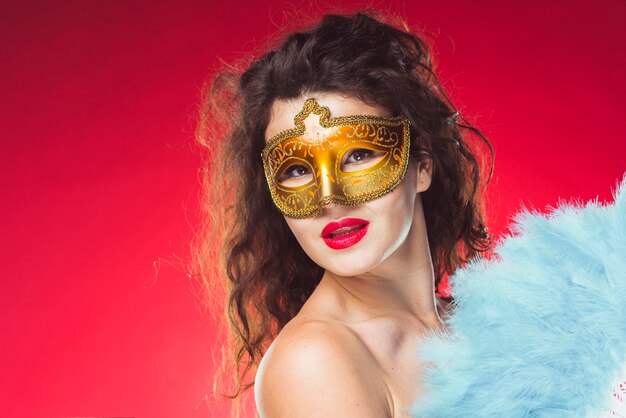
top-left (316, 251), bottom-right (382, 277)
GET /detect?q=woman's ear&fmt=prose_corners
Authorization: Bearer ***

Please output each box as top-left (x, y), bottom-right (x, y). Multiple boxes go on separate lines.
top-left (415, 156), bottom-right (433, 193)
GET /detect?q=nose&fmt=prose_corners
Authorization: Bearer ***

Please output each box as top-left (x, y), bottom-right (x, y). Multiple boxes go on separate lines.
top-left (318, 164), bottom-right (336, 204)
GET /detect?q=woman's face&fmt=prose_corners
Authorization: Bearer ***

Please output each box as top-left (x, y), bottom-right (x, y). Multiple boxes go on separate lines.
top-left (264, 92), bottom-right (432, 277)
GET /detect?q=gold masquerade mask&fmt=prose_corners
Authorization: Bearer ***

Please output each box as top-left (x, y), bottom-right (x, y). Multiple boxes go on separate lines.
top-left (261, 98), bottom-right (411, 218)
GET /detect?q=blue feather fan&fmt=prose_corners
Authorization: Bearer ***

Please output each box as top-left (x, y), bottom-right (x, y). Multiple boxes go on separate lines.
top-left (410, 176), bottom-right (626, 417)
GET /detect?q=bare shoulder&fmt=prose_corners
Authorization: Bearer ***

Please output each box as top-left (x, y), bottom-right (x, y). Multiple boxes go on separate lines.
top-left (255, 319), bottom-right (391, 418)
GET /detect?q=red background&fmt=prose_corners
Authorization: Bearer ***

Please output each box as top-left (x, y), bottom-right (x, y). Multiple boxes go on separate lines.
top-left (1, 1), bottom-right (624, 417)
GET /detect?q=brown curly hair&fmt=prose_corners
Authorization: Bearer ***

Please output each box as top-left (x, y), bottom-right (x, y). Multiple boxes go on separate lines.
top-left (194, 10), bottom-right (493, 407)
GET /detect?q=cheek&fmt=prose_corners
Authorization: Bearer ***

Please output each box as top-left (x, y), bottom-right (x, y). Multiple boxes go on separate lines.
top-left (370, 166), bottom-right (416, 219)
top-left (366, 177), bottom-right (418, 247)
top-left (377, 194), bottom-right (414, 233)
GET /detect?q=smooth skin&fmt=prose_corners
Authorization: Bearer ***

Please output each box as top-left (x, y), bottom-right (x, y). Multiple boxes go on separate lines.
top-left (255, 93), bottom-right (445, 418)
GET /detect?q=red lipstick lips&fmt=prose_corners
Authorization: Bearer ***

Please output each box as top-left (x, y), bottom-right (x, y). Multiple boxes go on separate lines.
top-left (321, 218), bottom-right (370, 250)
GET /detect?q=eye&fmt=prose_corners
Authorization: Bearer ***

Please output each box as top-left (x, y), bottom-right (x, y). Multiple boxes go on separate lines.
top-left (285, 165), bottom-right (309, 178)
top-left (341, 148), bottom-right (386, 172)
top-left (277, 164), bottom-right (313, 187)
top-left (344, 149), bottom-right (373, 164)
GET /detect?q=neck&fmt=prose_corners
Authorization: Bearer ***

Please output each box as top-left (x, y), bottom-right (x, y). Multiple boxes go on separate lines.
top-left (313, 209), bottom-right (443, 331)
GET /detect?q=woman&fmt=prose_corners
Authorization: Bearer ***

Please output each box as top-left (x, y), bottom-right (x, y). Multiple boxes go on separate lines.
top-left (196, 11), bottom-right (491, 417)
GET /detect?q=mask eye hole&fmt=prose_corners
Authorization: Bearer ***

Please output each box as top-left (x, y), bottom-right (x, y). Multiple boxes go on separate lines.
top-left (276, 162), bottom-right (314, 188)
top-left (340, 148), bottom-right (386, 173)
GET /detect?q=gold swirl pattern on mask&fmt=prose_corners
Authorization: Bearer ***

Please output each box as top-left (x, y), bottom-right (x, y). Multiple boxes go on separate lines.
top-left (261, 98), bottom-right (410, 218)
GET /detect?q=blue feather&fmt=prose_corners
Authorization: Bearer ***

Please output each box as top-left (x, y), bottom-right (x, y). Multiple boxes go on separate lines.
top-left (410, 175), bottom-right (626, 417)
